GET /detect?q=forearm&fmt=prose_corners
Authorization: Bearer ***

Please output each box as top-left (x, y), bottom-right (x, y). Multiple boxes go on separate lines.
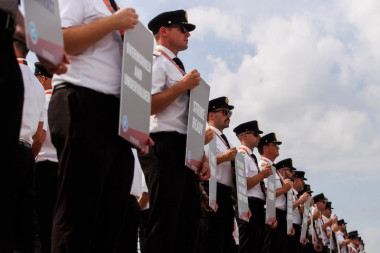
top-left (246, 173), bottom-right (264, 190)
top-left (151, 81), bottom-right (186, 115)
top-left (32, 125), bottom-right (45, 157)
top-left (63, 15), bottom-right (116, 55)
top-left (275, 187), bottom-right (288, 197)
top-left (321, 221), bottom-right (330, 231)
top-left (293, 198), bottom-right (305, 209)
top-left (217, 153), bottom-right (231, 165)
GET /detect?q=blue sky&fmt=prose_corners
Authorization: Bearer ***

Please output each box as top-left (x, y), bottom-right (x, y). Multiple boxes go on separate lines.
top-left (26, 0), bottom-right (380, 251)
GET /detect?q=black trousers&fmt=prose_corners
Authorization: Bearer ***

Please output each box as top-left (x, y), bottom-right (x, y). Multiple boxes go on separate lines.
top-left (35, 160), bottom-right (59, 253)
top-left (237, 197), bottom-right (266, 253)
top-left (0, 11), bottom-right (24, 253)
top-left (262, 208), bottom-right (288, 253)
top-left (200, 182), bottom-right (235, 253)
top-left (48, 84), bottom-right (135, 253)
top-left (138, 132), bottom-right (201, 253)
top-left (123, 195), bottom-right (141, 253)
top-left (10, 143), bottom-right (37, 253)
top-left (288, 223), bottom-right (302, 253)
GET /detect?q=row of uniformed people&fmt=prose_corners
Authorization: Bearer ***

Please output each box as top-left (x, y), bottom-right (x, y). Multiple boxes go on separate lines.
top-left (199, 96), bottom-right (366, 253)
top-left (2, 2), bottom-right (367, 252)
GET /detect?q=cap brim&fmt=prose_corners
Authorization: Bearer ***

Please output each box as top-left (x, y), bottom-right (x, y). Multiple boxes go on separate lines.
top-left (257, 130), bottom-right (264, 134)
top-left (228, 105), bottom-right (234, 110)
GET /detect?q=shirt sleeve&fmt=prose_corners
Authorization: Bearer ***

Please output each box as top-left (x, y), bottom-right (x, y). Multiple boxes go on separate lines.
top-left (336, 233), bottom-right (343, 247)
top-left (58, 0), bottom-right (86, 28)
top-left (244, 153), bottom-right (251, 176)
top-left (151, 56), bottom-right (167, 95)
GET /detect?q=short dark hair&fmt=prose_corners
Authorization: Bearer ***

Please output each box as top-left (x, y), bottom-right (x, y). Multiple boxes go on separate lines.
top-left (258, 144), bottom-right (268, 155)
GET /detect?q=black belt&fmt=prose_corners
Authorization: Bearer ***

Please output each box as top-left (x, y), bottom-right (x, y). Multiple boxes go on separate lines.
top-left (293, 223), bottom-right (302, 230)
top-left (53, 82), bottom-right (120, 99)
top-left (53, 82), bottom-right (73, 93)
top-left (0, 9), bottom-right (15, 32)
top-left (19, 140), bottom-right (31, 149)
top-left (248, 196), bottom-right (265, 204)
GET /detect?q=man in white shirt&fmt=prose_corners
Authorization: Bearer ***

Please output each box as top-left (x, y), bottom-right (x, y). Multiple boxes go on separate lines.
top-left (347, 231), bottom-right (359, 253)
top-left (322, 201), bottom-right (338, 253)
top-left (288, 170), bottom-right (309, 253)
top-left (33, 62), bottom-right (58, 253)
top-left (336, 219), bottom-right (350, 253)
top-left (257, 133), bottom-right (289, 253)
top-left (233, 120), bottom-right (273, 253)
top-left (48, 1), bottom-right (139, 252)
top-left (272, 158), bottom-right (296, 253)
top-left (310, 193), bottom-right (329, 252)
top-left (138, 10), bottom-right (205, 253)
top-left (13, 39), bottom-right (46, 253)
top-left (201, 96), bottom-right (237, 253)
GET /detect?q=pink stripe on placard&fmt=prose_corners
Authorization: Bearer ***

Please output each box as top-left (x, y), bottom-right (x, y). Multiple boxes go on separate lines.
top-left (119, 125), bottom-right (150, 152)
top-left (240, 212), bottom-right (250, 222)
top-left (185, 158), bottom-right (202, 173)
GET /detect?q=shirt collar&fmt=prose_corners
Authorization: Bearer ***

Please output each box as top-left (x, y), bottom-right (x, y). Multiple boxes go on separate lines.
top-left (239, 145), bottom-right (253, 155)
top-left (156, 45), bottom-right (176, 59)
top-left (209, 125), bottom-right (222, 136)
top-left (260, 156), bottom-right (274, 165)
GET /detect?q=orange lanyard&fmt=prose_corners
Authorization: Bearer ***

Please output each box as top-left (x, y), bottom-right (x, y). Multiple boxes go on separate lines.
top-left (18, 59), bottom-right (27, 65)
top-left (45, 90), bottom-right (52, 95)
top-left (210, 129), bottom-right (230, 150)
top-left (156, 49), bottom-right (186, 76)
top-left (103, 0), bottom-right (124, 37)
top-left (276, 171), bottom-right (284, 185)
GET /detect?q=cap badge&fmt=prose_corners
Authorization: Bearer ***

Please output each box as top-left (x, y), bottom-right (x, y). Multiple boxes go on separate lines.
top-left (185, 12), bottom-right (188, 21)
top-left (225, 97), bottom-right (229, 104)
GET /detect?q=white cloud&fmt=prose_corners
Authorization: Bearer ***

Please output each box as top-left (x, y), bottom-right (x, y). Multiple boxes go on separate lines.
top-left (338, 0), bottom-right (380, 60)
top-left (187, 7), bottom-right (243, 41)
top-left (204, 6), bottom-right (380, 173)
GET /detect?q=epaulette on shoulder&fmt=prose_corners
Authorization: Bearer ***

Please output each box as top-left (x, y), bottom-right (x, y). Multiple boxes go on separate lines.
top-left (153, 51), bottom-right (161, 57)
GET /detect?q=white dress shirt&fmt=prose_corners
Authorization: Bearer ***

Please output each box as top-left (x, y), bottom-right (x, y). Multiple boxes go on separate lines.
top-left (261, 157), bottom-right (286, 210)
top-left (204, 126), bottom-right (233, 187)
top-left (53, 0), bottom-right (123, 95)
top-left (149, 45), bottom-right (189, 134)
top-left (336, 231), bottom-right (348, 253)
top-left (18, 59), bottom-right (46, 145)
top-left (292, 189), bottom-right (302, 225)
top-left (36, 89), bottom-right (58, 163)
top-left (239, 145), bottom-right (265, 200)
